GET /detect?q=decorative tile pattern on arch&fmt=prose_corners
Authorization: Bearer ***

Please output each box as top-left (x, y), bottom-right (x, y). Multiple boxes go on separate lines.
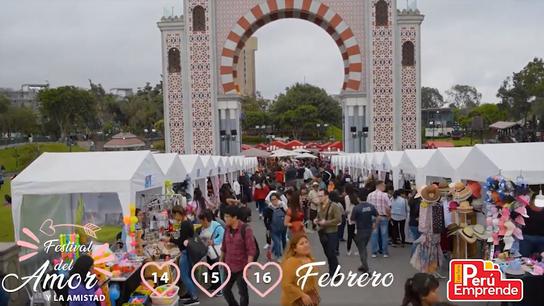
top-left (166, 33), bottom-right (184, 153)
top-left (371, 0), bottom-right (394, 152)
top-left (400, 26), bottom-right (418, 150)
top-left (215, 0), bottom-right (365, 94)
top-left (188, 0), bottom-right (215, 155)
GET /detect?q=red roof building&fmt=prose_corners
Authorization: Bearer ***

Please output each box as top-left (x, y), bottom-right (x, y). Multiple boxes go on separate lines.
top-left (425, 140), bottom-right (454, 149)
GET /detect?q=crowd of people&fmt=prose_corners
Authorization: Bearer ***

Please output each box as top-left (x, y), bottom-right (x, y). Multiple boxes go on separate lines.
top-left (151, 158), bottom-right (459, 306)
top-left (55, 158), bottom-right (464, 306)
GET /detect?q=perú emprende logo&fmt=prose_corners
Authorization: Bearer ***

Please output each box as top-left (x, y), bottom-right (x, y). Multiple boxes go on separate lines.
top-left (447, 259), bottom-right (523, 302)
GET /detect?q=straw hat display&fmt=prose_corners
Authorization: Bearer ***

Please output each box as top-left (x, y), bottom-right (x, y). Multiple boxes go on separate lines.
top-left (457, 201), bottom-right (473, 213)
top-left (450, 182), bottom-right (472, 202)
top-left (420, 184), bottom-right (441, 203)
top-left (436, 181), bottom-right (450, 195)
top-left (457, 226), bottom-right (477, 244)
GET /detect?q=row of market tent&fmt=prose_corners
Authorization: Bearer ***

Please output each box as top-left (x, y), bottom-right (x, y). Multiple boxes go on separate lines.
top-left (11, 151), bottom-right (257, 241)
top-left (331, 142), bottom-right (544, 190)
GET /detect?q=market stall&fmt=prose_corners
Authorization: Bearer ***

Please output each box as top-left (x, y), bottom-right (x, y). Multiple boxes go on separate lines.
top-left (422, 147), bottom-right (472, 183)
top-left (398, 149), bottom-right (436, 187)
top-left (11, 151), bottom-right (165, 242)
top-left (383, 151), bottom-right (404, 190)
top-left (153, 153), bottom-right (188, 182)
top-left (457, 142), bottom-right (544, 184)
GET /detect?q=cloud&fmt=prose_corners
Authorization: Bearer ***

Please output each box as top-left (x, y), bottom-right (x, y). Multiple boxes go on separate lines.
top-left (1, 0), bottom-right (543, 104)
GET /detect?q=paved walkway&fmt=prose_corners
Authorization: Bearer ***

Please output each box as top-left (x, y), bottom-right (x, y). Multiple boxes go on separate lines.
top-left (194, 206), bottom-right (491, 306)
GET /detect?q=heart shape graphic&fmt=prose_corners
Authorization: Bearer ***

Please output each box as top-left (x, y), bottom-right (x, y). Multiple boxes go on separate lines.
top-left (243, 262), bottom-right (282, 298)
top-left (191, 262), bottom-right (231, 298)
top-left (40, 219), bottom-right (55, 236)
top-left (140, 260), bottom-right (181, 297)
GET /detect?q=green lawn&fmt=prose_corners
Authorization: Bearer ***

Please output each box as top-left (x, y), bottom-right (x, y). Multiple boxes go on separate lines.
top-left (0, 143), bottom-right (87, 242)
top-left (426, 137), bottom-right (481, 147)
top-left (0, 142), bottom-right (86, 172)
top-left (0, 178), bottom-right (13, 241)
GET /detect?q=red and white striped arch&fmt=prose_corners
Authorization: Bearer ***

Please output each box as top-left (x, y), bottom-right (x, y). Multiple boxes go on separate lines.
top-left (220, 0), bottom-right (363, 94)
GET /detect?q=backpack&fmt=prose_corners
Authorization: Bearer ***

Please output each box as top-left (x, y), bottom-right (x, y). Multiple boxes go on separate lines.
top-left (271, 207), bottom-right (286, 232)
top-left (241, 223), bottom-right (260, 262)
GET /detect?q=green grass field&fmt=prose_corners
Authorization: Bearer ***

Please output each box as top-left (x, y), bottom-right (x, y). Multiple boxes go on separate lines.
top-left (0, 143), bottom-right (87, 242)
top-left (0, 142), bottom-right (86, 172)
top-left (0, 178), bottom-right (13, 241)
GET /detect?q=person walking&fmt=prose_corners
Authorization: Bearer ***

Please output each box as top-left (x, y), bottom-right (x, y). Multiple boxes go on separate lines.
top-left (253, 179), bottom-right (270, 220)
top-left (280, 233), bottom-right (320, 306)
top-left (351, 192), bottom-right (379, 273)
top-left (314, 189), bottom-right (342, 274)
top-left (344, 183), bottom-right (358, 256)
top-left (221, 206), bottom-right (257, 306)
top-left (367, 181), bottom-right (392, 258)
top-left (408, 190), bottom-right (422, 255)
top-left (198, 210), bottom-right (225, 295)
top-left (308, 182), bottom-right (320, 231)
top-left (167, 207), bottom-right (200, 305)
top-left (285, 191), bottom-right (305, 236)
top-left (269, 193), bottom-right (287, 260)
top-left (391, 190), bottom-right (408, 246)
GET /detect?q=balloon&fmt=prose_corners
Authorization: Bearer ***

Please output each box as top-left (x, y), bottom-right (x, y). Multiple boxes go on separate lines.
top-left (130, 216), bottom-right (138, 224)
top-left (129, 204), bottom-right (136, 216)
top-left (123, 216), bottom-right (130, 225)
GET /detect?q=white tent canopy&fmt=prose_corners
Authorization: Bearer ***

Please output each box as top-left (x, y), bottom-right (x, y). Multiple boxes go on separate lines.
top-left (199, 155), bottom-right (217, 178)
top-left (270, 149), bottom-right (298, 158)
top-left (383, 151), bottom-right (405, 189)
top-left (399, 149), bottom-right (436, 187)
top-left (11, 151), bottom-right (165, 241)
top-left (423, 147), bottom-right (472, 183)
top-left (211, 155), bottom-right (226, 175)
top-left (457, 143), bottom-right (544, 184)
top-left (153, 153), bottom-right (187, 182)
top-left (371, 152), bottom-right (386, 172)
top-left (179, 155), bottom-right (206, 180)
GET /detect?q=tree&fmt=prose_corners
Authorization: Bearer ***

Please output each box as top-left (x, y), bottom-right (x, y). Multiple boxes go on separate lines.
top-left (270, 83), bottom-right (342, 133)
top-left (446, 85), bottom-right (482, 109)
top-left (0, 94), bottom-right (9, 114)
top-left (468, 104), bottom-right (507, 126)
top-left (38, 86), bottom-right (97, 139)
top-left (118, 82), bottom-right (163, 134)
top-left (421, 87), bottom-right (445, 109)
top-left (497, 58), bottom-right (544, 121)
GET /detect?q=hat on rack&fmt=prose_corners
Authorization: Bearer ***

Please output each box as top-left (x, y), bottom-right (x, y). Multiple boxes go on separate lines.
top-left (447, 224), bottom-right (462, 236)
top-left (470, 224), bottom-right (490, 240)
top-left (420, 185), bottom-right (441, 203)
top-left (448, 201), bottom-right (459, 212)
top-left (436, 181), bottom-right (450, 195)
top-left (457, 226), bottom-right (477, 244)
top-left (457, 201), bottom-right (473, 213)
top-left (451, 182), bottom-right (472, 202)
top-left (467, 181), bottom-right (482, 199)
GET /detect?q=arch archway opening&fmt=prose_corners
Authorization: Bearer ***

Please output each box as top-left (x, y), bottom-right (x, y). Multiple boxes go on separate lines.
top-left (220, 1), bottom-right (363, 95)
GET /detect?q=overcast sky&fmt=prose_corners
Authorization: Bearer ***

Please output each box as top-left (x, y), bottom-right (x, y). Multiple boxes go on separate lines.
top-left (1, 0), bottom-right (543, 103)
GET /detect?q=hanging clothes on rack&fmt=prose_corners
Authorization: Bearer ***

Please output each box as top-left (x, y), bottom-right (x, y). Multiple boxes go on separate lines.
top-left (411, 185), bottom-right (443, 273)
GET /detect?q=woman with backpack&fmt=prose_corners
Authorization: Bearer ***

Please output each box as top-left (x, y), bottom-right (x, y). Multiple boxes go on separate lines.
top-left (269, 193), bottom-right (287, 260)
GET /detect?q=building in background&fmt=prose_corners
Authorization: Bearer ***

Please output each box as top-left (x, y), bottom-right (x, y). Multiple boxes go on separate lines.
top-left (0, 83), bottom-right (48, 112)
top-left (110, 88), bottom-right (134, 99)
top-left (422, 107), bottom-right (454, 137)
top-left (234, 37), bottom-right (258, 97)
top-left (158, 0), bottom-right (423, 155)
